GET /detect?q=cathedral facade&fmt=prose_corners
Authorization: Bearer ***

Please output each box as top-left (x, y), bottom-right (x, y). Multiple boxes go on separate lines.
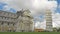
top-left (0, 9), bottom-right (34, 32)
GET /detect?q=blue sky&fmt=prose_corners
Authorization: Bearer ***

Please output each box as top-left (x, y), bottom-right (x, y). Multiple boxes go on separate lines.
top-left (0, 2), bottom-right (16, 13)
top-left (57, 0), bottom-right (60, 5)
top-left (55, 0), bottom-right (60, 13)
top-left (0, 2), bottom-right (7, 10)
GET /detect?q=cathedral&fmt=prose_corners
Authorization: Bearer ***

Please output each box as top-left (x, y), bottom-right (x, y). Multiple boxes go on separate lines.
top-left (0, 9), bottom-right (34, 32)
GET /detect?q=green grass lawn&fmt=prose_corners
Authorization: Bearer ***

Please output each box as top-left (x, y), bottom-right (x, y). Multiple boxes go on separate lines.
top-left (0, 32), bottom-right (60, 34)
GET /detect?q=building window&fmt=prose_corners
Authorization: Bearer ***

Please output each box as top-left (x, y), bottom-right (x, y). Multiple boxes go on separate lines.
top-left (0, 17), bottom-right (2, 19)
top-left (8, 23), bottom-right (9, 25)
top-left (11, 14), bottom-right (13, 17)
top-left (6, 17), bottom-right (9, 20)
top-left (5, 17), bottom-right (6, 19)
top-left (1, 22), bottom-right (4, 25)
top-left (13, 23), bottom-right (15, 26)
top-left (2, 17), bottom-right (3, 19)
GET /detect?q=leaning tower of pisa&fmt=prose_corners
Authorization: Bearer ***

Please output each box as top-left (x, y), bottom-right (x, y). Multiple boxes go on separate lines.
top-left (45, 10), bottom-right (53, 31)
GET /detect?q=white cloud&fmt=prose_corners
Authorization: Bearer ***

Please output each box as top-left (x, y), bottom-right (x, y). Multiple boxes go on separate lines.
top-left (0, 0), bottom-right (58, 29)
top-left (31, 0), bottom-right (57, 16)
top-left (52, 13), bottom-right (60, 27)
top-left (35, 20), bottom-right (46, 29)
top-left (0, 0), bottom-right (57, 16)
